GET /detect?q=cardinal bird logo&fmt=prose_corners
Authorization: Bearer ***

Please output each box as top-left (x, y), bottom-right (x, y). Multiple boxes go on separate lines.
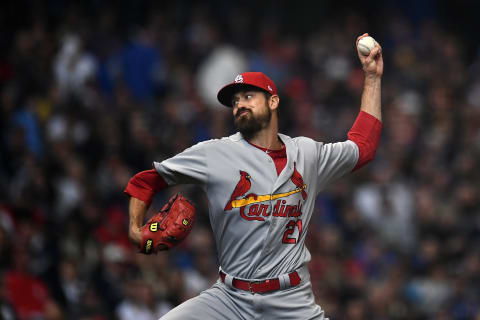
top-left (290, 162), bottom-right (307, 200)
top-left (224, 170), bottom-right (252, 211)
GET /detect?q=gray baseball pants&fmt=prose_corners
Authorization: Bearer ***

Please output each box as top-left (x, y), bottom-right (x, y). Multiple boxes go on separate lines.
top-left (160, 266), bottom-right (328, 320)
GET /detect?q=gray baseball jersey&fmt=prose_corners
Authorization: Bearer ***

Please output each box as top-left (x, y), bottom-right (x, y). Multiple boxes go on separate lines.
top-left (154, 132), bottom-right (358, 319)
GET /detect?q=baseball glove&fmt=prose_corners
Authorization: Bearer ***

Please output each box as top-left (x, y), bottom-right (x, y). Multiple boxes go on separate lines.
top-left (141, 194), bottom-right (196, 254)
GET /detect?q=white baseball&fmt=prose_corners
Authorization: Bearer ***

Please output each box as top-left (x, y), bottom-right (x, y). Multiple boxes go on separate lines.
top-left (357, 36), bottom-right (376, 56)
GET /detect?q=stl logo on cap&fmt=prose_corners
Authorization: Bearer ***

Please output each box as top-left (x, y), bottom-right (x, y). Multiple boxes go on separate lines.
top-left (267, 85), bottom-right (273, 92)
top-left (234, 75), bottom-right (244, 83)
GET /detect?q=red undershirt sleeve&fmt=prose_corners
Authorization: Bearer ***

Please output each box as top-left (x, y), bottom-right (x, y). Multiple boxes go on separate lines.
top-left (347, 111), bottom-right (383, 171)
top-left (124, 169), bottom-right (168, 206)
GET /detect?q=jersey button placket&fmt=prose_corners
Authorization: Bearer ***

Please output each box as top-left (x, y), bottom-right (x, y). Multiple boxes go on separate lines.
top-left (263, 190), bottom-right (275, 253)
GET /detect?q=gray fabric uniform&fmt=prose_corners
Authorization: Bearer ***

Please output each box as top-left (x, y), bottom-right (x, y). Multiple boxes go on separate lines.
top-left (154, 132), bottom-right (359, 320)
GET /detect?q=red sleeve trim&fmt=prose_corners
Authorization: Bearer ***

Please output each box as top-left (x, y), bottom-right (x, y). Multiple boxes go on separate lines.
top-left (124, 169), bottom-right (168, 206)
top-left (347, 111), bottom-right (382, 171)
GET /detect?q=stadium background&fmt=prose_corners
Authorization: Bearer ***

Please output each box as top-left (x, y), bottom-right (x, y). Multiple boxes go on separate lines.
top-left (1, 0), bottom-right (480, 319)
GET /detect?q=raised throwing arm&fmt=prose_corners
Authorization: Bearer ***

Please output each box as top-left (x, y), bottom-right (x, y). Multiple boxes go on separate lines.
top-left (347, 33), bottom-right (384, 171)
top-left (357, 33), bottom-right (383, 121)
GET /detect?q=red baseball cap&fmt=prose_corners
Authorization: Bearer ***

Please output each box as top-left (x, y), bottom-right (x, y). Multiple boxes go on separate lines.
top-left (217, 72), bottom-right (278, 107)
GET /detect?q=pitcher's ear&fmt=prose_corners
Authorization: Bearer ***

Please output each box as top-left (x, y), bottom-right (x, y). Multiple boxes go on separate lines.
top-left (269, 95), bottom-right (280, 111)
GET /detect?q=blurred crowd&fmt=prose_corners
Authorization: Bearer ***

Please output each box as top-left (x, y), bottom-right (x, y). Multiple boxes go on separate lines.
top-left (1, 1), bottom-right (480, 320)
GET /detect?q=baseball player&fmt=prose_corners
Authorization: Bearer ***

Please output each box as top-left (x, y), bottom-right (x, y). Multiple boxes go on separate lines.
top-left (124, 33), bottom-right (383, 319)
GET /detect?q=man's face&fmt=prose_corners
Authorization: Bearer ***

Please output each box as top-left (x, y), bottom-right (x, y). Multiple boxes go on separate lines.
top-left (232, 89), bottom-right (272, 139)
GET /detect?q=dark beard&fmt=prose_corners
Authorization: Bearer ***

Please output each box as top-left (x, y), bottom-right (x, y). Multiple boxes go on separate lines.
top-left (234, 106), bottom-right (272, 140)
